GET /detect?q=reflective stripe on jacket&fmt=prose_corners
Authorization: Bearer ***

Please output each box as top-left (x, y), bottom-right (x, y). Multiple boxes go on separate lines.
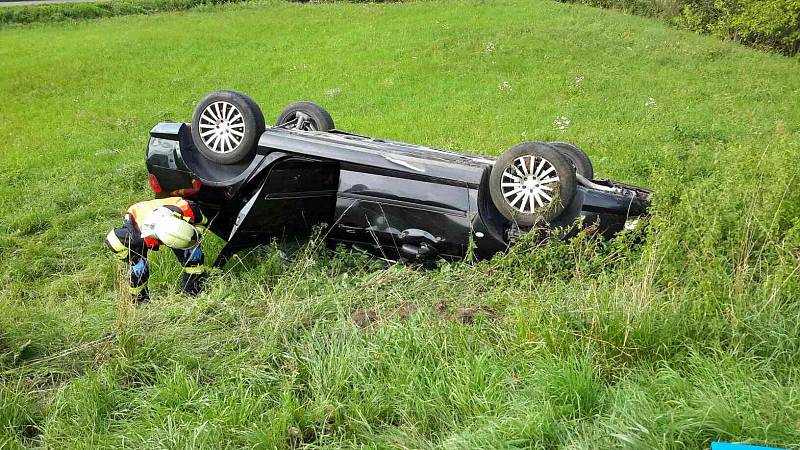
top-left (126, 197), bottom-right (204, 227)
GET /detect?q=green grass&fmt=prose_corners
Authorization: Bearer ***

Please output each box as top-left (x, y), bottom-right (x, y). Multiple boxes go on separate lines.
top-left (1, 0), bottom-right (799, 448)
top-left (0, 0), bottom-right (248, 25)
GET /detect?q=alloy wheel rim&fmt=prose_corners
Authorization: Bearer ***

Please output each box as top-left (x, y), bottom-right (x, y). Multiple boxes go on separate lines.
top-left (198, 101), bottom-right (246, 153)
top-left (500, 155), bottom-right (560, 214)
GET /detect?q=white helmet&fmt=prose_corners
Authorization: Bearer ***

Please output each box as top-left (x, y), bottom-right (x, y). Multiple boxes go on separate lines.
top-left (145, 207), bottom-right (198, 250)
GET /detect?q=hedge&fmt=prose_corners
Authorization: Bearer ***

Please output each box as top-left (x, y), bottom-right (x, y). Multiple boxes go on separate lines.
top-left (682, 0), bottom-right (800, 54)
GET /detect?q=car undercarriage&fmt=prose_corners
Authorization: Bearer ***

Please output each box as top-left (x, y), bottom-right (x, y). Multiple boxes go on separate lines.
top-left (145, 91), bottom-right (652, 266)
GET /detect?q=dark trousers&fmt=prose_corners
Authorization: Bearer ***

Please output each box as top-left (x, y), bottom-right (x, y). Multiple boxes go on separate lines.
top-left (105, 220), bottom-right (206, 302)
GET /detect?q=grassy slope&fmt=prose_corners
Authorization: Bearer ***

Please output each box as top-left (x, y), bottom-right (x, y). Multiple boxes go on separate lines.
top-left (1, 0), bottom-right (799, 448)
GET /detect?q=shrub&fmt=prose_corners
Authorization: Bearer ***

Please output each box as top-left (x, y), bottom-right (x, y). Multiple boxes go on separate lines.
top-left (681, 0), bottom-right (800, 54)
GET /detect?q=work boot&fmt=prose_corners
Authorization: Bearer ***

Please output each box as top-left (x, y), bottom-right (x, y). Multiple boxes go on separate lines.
top-left (129, 285), bottom-right (150, 304)
top-left (181, 272), bottom-right (206, 297)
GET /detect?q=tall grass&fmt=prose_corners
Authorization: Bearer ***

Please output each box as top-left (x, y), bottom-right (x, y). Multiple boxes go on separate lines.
top-left (0, 0), bottom-right (799, 447)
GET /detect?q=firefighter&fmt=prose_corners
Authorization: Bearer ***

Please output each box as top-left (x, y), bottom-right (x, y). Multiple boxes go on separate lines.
top-left (105, 197), bottom-right (208, 303)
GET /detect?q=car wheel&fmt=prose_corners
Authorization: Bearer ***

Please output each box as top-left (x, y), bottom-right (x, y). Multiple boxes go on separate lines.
top-left (191, 90), bottom-right (265, 165)
top-left (549, 141), bottom-right (593, 179)
top-left (276, 102), bottom-right (335, 131)
top-left (489, 142), bottom-right (577, 227)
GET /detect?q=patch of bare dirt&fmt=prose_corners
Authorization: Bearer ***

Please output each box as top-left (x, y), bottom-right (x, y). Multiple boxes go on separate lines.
top-left (351, 301), bottom-right (495, 328)
top-left (435, 300), bottom-right (496, 324)
top-left (395, 301), bottom-right (419, 319)
top-left (452, 306), bottom-right (496, 324)
top-left (351, 307), bottom-right (381, 328)
top-left (435, 300), bottom-right (450, 318)
top-left (351, 302), bottom-right (421, 328)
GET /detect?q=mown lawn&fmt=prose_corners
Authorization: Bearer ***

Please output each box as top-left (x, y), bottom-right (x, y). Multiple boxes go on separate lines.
top-left (1, 0), bottom-right (799, 448)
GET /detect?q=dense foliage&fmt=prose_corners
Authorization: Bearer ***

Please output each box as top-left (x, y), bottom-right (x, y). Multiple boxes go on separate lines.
top-left (1, 0), bottom-right (799, 448)
top-left (682, 0), bottom-right (800, 54)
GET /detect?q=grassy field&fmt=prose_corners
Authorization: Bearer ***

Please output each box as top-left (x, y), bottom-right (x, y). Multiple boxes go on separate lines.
top-left (1, 0), bottom-right (799, 448)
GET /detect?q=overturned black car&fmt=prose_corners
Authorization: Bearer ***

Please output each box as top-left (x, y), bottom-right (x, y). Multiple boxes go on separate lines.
top-left (145, 90), bottom-right (651, 266)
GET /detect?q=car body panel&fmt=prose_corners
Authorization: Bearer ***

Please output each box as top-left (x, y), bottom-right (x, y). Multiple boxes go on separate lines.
top-left (258, 128), bottom-right (490, 187)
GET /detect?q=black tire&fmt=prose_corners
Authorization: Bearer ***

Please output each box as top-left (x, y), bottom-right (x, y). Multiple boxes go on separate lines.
top-left (549, 141), bottom-right (593, 179)
top-left (489, 142), bottom-right (577, 227)
top-left (191, 90), bottom-right (265, 165)
top-left (276, 102), bottom-right (335, 131)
